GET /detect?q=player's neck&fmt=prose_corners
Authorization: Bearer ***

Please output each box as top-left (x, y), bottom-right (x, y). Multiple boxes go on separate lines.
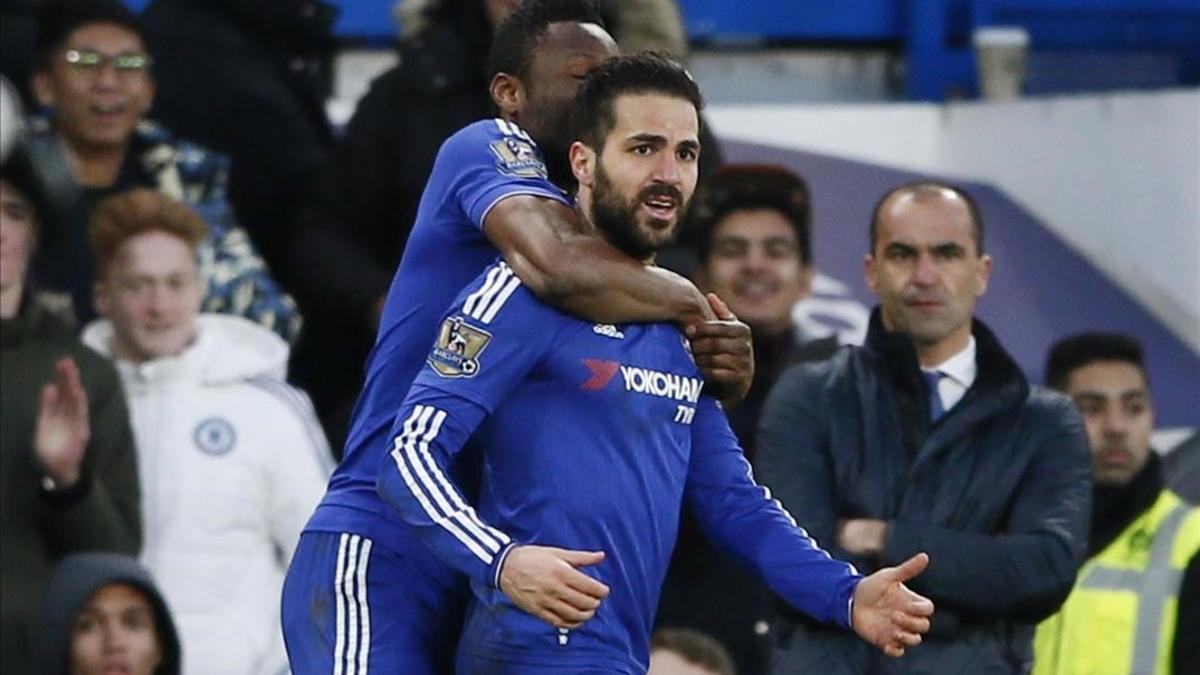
top-left (573, 195), bottom-right (601, 237)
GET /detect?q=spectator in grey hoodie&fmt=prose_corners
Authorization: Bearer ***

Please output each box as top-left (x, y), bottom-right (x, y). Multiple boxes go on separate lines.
top-left (34, 552), bottom-right (181, 675)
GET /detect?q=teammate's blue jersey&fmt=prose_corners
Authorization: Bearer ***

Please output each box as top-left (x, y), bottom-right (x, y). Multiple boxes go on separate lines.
top-left (307, 119), bottom-right (570, 552)
top-left (378, 261), bottom-right (863, 673)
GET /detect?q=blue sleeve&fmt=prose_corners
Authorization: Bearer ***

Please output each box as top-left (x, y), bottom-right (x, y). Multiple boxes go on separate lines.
top-left (685, 397), bottom-right (862, 629)
top-left (440, 119), bottom-right (571, 230)
top-left (377, 262), bottom-right (570, 586)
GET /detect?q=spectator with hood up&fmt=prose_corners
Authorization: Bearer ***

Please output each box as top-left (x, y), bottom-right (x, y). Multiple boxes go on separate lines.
top-left (33, 552), bottom-right (181, 675)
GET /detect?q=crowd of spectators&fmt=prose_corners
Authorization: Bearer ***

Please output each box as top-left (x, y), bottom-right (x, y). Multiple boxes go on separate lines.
top-left (0, 0), bottom-right (1194, 673)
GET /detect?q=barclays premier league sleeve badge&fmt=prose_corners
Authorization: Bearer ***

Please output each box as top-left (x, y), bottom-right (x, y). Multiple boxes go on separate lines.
top-left (489, 137), bottom-right (548, 179)
top-left (428, 316), bottom-right (493, 378)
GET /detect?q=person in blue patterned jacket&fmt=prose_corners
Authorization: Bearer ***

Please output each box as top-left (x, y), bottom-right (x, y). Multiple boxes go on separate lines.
top-left (25, 0), bottom-right (300, 343)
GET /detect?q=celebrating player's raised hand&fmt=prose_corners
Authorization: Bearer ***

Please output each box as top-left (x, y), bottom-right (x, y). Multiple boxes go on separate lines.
top-left (851, 552), bottom-right (935, 657)
top-left (499, 544), bottom-right (611, 629)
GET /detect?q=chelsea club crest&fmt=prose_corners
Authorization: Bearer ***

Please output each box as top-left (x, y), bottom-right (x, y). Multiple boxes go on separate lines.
top-left (194, 417), bottom-right (237, 456)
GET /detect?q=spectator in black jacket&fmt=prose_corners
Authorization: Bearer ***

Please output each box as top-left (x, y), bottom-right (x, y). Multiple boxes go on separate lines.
top-left (2, 146), bottom-right (141, 675)
top-left (755, 181), bottom-right (1092, 674)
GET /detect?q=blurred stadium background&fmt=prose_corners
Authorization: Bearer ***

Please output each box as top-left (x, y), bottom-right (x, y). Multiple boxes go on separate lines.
top-left (117, 0), bottom-right (1199, 437)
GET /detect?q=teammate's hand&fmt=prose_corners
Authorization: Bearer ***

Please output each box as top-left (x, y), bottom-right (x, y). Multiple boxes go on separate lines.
top-left (686, 294), bottom-right (754, 405)
top-left (851, 553), bottom-right (935, 658)
top-left (498, 545), bottom-right (610, 629)
top-left (35, 357), bottom-right (91, 488)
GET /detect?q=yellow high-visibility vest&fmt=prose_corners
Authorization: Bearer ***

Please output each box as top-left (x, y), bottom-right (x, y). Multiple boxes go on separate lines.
top-left (1033, 489), bottom-right (1200, 675)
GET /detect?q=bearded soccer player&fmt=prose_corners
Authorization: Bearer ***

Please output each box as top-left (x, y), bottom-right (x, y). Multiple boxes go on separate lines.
top-left (377, 53), bottom-right (934, 675)
top-left (280, 1), bottom-right (753, 672)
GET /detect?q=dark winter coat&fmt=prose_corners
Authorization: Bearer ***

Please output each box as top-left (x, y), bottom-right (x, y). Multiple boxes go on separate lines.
top-left (756, 310), bottom-right (1092, 674)
top-left (0, 297), bottom-right (142, 673)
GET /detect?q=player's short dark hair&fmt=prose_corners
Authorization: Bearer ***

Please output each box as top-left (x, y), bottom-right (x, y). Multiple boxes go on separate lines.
top-left (651, 628), bottom-right (735, 675)
top-left (572, 52), bottom-right (703, 151)
top-left (487, 0), bottom-right (604, 82)
top-left (1045, 332), bottom-right (1148, 392)
top-left (869, 181), bottom-right (984, 255)
top-left (690, 163), bottom-right (812, 266)
top-left (36, 0), bottom-right (146, 70)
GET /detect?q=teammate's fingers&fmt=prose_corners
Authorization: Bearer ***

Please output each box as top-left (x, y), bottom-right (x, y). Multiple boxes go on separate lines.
top-left (896, 630), bottom-right (922, 648)
top-left (693, 355), bottom-right (747, 374)
top-left (692, 350), bottom-right (747, 366)
top-left (704, 293), bottom-right (737, 321)
top-left (882, 643), bottom-right (905, 658)
top-left (688, 337), bottom-right (752, 358)
top-left (687, 322), bottom-right (750, 342)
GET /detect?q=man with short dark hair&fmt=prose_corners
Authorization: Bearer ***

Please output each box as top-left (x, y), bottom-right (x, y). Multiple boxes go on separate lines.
top-left (1034, 332), bottom-right (1198, 675)
top-left (377, 53), bottom-right (934, 675)
top-left (757, 181), bottom-right (1093, 673)
top-left (283, 2), bottom-right (753, 673)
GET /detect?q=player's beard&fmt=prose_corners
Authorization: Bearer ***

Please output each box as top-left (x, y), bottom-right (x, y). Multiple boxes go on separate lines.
top-left (590, 161), bottom-right (685, 262)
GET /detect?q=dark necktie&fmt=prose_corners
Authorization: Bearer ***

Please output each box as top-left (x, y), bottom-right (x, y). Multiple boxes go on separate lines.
top-left (923, 370), bottom-right (946, 422)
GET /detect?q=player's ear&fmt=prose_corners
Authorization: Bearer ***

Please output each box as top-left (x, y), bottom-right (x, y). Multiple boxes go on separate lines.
top-left (489, 72), bottom-right (524, 118)
top-left (569, 141), bottom-right (595, 187)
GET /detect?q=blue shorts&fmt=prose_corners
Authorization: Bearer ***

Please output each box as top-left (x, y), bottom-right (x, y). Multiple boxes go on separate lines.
top-left (281, 530), bottom-right (469, 674)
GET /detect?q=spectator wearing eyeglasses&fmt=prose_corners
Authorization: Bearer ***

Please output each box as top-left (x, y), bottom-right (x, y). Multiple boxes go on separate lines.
top-left (26, 0), bottom-right (302, 344)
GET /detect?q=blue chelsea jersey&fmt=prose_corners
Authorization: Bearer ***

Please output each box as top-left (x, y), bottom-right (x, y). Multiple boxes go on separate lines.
top-left (307, 119), bottom-right (570, 546)
top-left (378, 261), bottom-right (862, 673)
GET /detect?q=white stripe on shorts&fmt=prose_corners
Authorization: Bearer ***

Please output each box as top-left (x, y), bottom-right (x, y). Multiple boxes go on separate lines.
top-left (334, 533), bottom-right (373, 675)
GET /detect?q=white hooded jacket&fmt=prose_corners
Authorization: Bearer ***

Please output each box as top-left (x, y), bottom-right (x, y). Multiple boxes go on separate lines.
top-left (83, 314), bottom-right (331, 675)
